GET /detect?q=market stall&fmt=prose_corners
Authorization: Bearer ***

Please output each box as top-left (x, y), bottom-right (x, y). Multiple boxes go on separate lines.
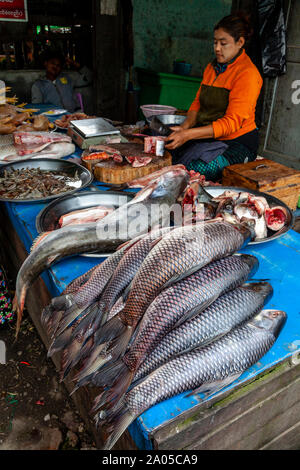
top-left (0, 102), bottom-right (300, 450)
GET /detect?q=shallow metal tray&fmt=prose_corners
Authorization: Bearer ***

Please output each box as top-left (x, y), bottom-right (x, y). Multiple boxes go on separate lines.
top-left (36, 189), bottom-right (135, 257)
top-left (70, 118), bottom-right (120, 138)
top-left (0, 158), bottom-right (93, 203)
top-left (204, 185), bottom-right (294, 245)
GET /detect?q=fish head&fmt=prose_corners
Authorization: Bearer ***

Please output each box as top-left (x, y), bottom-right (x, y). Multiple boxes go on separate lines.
top-left (234, 203), bottom-right (258, 220)
top-left (236, 254), bottom-right (259, 277)
top-left (238, 217), bottom-right (256, 241)
top-left (149, 167), bottom-right (190, 202)
top-left (251, 309), bottom-right (287, 339)
top-left (216, 197), bottom-right (235, 216)
top-left (241, 281), bottom-right (273, 304)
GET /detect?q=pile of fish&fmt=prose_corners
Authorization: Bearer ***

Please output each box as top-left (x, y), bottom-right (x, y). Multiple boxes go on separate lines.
top-left (39, 219), bottom-right (285, 449)
top-left (0, 167), bottom-right (82, 200)
top-left (12, 166), bottom-right (287, 449)
top-left (184, 186), bottom-right (289, 240)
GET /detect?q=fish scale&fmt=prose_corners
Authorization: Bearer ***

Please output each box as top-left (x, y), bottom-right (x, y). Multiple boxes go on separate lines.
top-left (99, 310), bottom-right (286, 450)
top-left (123, 259), bottom-right (260, 374)
top-left (89, 255), bottom-right (258, 402)
top-left (70, 248), bottom-right (126, 308)
top-left (117, 221), bottom-right (249, 329)
top-left (98, 227), bottom-right (172, 319)
top-left (133, 282), bottom-right (273, 382)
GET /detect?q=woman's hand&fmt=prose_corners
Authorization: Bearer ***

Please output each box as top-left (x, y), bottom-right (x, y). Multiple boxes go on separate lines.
top-left (165, 128), bottom-right (191, 150)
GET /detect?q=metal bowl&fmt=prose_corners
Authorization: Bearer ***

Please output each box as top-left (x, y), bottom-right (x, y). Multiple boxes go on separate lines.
top-left (204, 186), bottom-right (294, 244)
top-left (147, 114), bottom-right (186, 126)
top-left (0, 158), bottom-right (93, 203)
top-left (36, 189), bottom-right (135, 257)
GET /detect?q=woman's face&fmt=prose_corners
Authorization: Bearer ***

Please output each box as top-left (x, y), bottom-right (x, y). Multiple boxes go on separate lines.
top-left (213, 28), bottom-right (245, 63)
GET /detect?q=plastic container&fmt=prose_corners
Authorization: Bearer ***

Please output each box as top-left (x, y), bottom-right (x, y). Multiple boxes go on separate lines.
top-left (136, 68), bottom-right (201, 114)
top-left (140, 104), bottom-right (177, 119)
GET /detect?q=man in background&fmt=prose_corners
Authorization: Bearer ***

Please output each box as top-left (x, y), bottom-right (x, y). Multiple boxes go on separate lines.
top-left (31, 50), bottom-right (80, 112)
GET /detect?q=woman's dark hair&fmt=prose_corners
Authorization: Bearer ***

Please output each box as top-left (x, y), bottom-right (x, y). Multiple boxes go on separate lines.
top-left (214, 12), bottom-right (253, 43)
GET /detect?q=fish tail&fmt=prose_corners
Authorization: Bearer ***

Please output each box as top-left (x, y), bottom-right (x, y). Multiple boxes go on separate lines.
top-left (91, 361), bottom-right (134, 410)
top-left (47, 310), bottom-right (64, 339)
top-left (69, 335), bottom-right (96, 373)
top-left (72, 301), bottom-right (103, 342)
top-left (41, 304), bottom-right (52, 326)
top-left (54, 303), bottom-right (86, 337)
top-left (50, 293), bottom-right (75, 311)
top-left (59, 338), bottom-right (82, 382)
top-left (95, 314), bottom-right (130, 351)
top-left (99, 408), bottom-right (136, 450)
top-left (73, 350), bottom-right (113, 391)
top-left (72, 342), bottom-right (107, 383)
top-left (47, 328), bottom-right (72, 358)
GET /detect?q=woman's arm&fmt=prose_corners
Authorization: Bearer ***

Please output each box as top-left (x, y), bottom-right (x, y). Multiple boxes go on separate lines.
top-left (165, 123), bottom-right (214, 150)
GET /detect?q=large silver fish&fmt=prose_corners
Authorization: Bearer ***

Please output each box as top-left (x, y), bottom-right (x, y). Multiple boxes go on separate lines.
top-left (77, 254), bottom-right (259, 396)
top-left (13, 166), bottom-right (189, 336)
top-left (133, 281), bottom-right (273, 384)
top-left (92, 220), bottom-right (254, 365)
top-left (98, 309), bottom-right (287, 450)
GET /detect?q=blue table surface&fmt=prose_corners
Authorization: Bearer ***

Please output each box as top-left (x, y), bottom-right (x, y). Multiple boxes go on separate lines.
top-left (3, 105), bottom-right (300, 449)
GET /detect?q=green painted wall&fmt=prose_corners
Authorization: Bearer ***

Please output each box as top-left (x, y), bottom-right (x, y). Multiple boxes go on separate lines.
top-left (132, 0), bottom-right (232, 77)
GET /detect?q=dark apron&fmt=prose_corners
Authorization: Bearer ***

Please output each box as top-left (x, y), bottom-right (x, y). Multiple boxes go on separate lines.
top-left (196, 84), bottom-right (230, 126)
top-left (171, 84), bottom-right (230, 165)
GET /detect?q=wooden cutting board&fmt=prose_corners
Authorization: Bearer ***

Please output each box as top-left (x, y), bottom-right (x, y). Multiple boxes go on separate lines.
top-left (222, 158), bottom-right (300, 210)
top-left (93, 153), bottom-right (172, 185)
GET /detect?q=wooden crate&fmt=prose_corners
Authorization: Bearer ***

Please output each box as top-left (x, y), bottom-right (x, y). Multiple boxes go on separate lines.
top-left (222, 158), bottom-right (300, 210)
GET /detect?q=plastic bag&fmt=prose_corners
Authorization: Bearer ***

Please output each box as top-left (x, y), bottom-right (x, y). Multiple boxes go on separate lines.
top-left (257, 0), bottom-right (287, 77)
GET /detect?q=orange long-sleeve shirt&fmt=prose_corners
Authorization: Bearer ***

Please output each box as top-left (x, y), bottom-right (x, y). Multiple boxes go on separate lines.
top-left (189, 49), bottom-right (263, 141)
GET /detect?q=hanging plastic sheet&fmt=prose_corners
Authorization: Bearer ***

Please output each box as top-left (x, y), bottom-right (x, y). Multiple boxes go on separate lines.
top-left (257, 0), bottom-right (287, 77)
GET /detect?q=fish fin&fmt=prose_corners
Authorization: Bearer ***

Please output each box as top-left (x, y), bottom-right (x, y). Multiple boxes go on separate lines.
top-left (60, 338), bottom-right (83, 382)
top-left (186, 373), bottom-right (242, 399)
top-left (91, 361), bottom-right (134, 410)
top-left (54, 303), bottom-right (86, 338)
top-left (72, 343), bottom-right (108, 385)
top-left (30, 232), bottom-right (51, 252)
top-left (47, 311), bottom-right (64, 339)
top-left (172, 294), bottom-right (219, 329)
top-left (41, 304), bottom-right (52, 326)
top-left (47, 328), bottom-right (72, 358)
top-left (121, 282), bottom-right (133, 303)
top-left (100, 409), bottom-right (136, 450)
top-left (95, 314), bottom-right (126, 347)
top-left (149, 236), bottom-right (163, 249)
top-left (161, 263), bottom-right (204, 292)
top-left (50, 293), bottom-right (75, 311)
top-left (69, 335), bottom-right (96, 372)
top-left (71, 301), bottom-right (102, 341)
top-left (197, 186), bottom-right (214, 204)
top-left (96, 321), bottom-right (133, 366)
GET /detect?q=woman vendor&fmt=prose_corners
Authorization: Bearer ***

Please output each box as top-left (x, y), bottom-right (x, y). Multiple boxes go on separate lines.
top-left (165, 13), bottom-right (263, 181)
